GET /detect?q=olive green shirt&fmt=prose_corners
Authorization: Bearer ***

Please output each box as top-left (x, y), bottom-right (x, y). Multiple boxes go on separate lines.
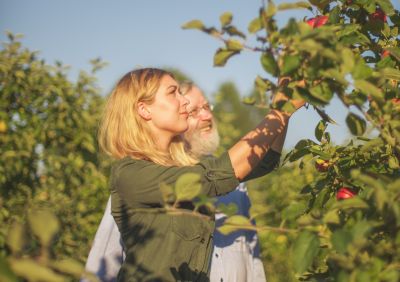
top-left (110, 150), bottom-right (280, 282)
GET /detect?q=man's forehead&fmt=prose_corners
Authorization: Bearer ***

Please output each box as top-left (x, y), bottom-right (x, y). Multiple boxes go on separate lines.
top-left (186, 87), bottom-right (208, 106)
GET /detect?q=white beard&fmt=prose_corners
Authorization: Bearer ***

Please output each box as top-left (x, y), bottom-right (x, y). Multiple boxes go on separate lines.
top-left (185, 121), bottom-right (220, 158)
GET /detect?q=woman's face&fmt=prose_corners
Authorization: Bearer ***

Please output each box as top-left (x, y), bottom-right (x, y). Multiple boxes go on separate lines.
top-left (146, 75), bottom-right (190, 137)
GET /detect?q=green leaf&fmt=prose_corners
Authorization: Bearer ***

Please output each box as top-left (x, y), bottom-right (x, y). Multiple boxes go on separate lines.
top-left (388, 155), bottom-right (399, 169)
top-left (6, 222), bottom-right (26, 254)
top-left (320, 48), bottom-right (339, 61)
top-left (9, 258), bottom-right (65, 282)
top-left (224, 26), bottom-right (246, 39)
top-left (329, 6), bottom-right (341, 23)
top-left (352, 60), bottom-right (373, 79)
top-left (193, 194), bottom-right (216, 213)
top-left (380, 68), bottom-right (400, 81)
top-left (340, 31), bottom-right (370, 46)
top-left (242, 96), bottom-right (256, 105)
top-left (159, 182), bottom-right (175, 205)
top-left (309, 83), bottom-right (334, 105)
top-left (351, 221), bottom-right (372, 242)
top-left (265, 2), bottom-right (277, 17)
top-left (387, 47), bottom-right (400, 61)
top-left (203, 27), bottom-right (220, 37)
top-left (218, 215), bottom-right (253, 235)
top-left (376, 0), bottom-right (395, 16)
top-left (321, 69), bottom-right (348, 86)
top-left (225, 215), bottom-right (252, 226)
top-left (260, 52), bottom-right (279, 76)
top-left (175, 173), bottom-right (202, 201)
top-left (364, 1), bottom-right (377, 13)
top-left (323, 209), bottom-right (340, 224)
top-left (287, 148), bottom-right (309, 162)
top-left (341, 48), bottom-right (355, 73)
top-left (254, 75), bottom-right (272, 94)
top-left (0, 256), bottom-right (18, 282)
top-left (51, 259), bottom-right (84, 277)
top-left (248, 17), bottom-right (262, 33)
top-left (337, 24), bottom-right (361, 38)
top-left (292, 231), bottom-right (320, 274)
top-left (314, 106), bottom-right (337, 124)
top-left (282, 201), bottom-right (307, 220)
top-left (346, 112), bottom-right (366, 136)
top-left (295, 139), bottom-right (316, 150)
top-left (354, 80), bottom-right (383, 100)
top-left (226, 39), bottom-right (243, 51)
top-left (217, 203), bottom-right (238, 217)
top-left (315, 120), bottom-right (327, 142)
top-left (181, 20), bottom-right (205, 30)
top-left (331, 197), bottom-right (369, 210)
top-left (220, 12), bottom-right (233, 27)
top-left (281, 55), bottom-right (301, 76)
top-left (308, 0), bottom-right (330, 10)
top-left (280, 101), bottom-right (297, 113)
top-left (331, 229), bottom-right (353, 254)
top-left (308, 146), bottom-right (331, 160)
top-left (374, 186), bottom-right (388, 211)
top-left (351, 170), bottom-right (385, 190)
top-left (277, 2), bottom-right (311, 10)
top-left (391, 26), bottom-right (399, 37)
top-left (28, 210), bottom-right (60, 247)
top-left (281, 18), bottom-right (300, 36)
top-left (213, 48), bottom-right (239, 67)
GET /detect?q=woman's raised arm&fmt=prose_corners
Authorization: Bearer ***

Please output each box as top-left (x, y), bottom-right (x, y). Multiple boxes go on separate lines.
top-left (228, 92), bottom-right (304, 181)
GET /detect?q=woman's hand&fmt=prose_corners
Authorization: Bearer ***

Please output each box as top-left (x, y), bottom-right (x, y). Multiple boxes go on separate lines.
top-left (272, 78), bottom-right (306, 114)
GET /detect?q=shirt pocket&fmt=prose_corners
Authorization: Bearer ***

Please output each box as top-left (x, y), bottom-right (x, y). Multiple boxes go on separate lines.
top-left (171, 213), bottom-right (202, 241)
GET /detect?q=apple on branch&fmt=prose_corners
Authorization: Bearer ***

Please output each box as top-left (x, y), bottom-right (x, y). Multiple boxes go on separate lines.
top-left (315, 159), bottom-right (330, 172)
top-left (370, 8), bottom-right (387, 22)
top-left (306, 15), bottom-right (328, 28)
top-left (381, 50), bottom-right (391, 58)
top-left (336, 187), bottom-right (357, 201)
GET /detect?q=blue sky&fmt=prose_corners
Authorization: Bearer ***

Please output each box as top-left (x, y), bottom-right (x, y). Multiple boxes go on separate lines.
top-left (1, 0), bottom-right (398, 148)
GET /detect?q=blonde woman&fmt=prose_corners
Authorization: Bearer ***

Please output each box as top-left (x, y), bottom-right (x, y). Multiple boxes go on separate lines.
top-left (98, 68), bottom-right (304, 281)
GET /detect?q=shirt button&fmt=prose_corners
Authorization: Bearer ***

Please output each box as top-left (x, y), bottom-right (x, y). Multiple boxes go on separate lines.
top-left (206, 171), bottom-right (214, 177)
top-left (200, 238), bottom-right (205, 243)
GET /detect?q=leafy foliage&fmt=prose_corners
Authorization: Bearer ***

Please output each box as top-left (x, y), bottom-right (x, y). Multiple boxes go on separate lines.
top-left (0, 33), bottom-right (109, 279)
top-left (184, 0), bottom-right (400, 280)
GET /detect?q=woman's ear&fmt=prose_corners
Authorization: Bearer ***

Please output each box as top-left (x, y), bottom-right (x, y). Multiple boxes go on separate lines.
top-left (137, 102), bottom-right (151, 120)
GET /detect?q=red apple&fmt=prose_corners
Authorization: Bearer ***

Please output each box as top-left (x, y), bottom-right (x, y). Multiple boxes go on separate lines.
top-left (370, 9), bottom-right (387, 22)
top-left (315, 159), bottom-right (330, 172)
top-left (306, 18), bottom-right (316, 28)
top-left (336, 187), bottom-right (356, 200)
top-left (381, 50), bottom-right (390, 58)
top-left (306, 16), bottom-right (328, 28)
top-left (391, 98), bottom-right (400, 104)
top-left (315, 15), bottom-right (328, 27)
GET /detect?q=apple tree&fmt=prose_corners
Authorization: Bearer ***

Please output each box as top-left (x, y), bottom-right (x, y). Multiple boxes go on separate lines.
top-left (0, 33), bottom-right (109, 280)
top-left (183, 0), bottom-right (400, 280)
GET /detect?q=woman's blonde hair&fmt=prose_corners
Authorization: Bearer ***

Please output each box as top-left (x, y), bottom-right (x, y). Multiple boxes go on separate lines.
top-left (98, 68), bottom-right (198, 166)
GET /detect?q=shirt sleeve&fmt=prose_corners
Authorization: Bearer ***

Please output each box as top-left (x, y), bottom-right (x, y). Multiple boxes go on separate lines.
top-left (242, 149), bottom-right (281, 182)
top-left (112, 151), bottom-right (240, 209)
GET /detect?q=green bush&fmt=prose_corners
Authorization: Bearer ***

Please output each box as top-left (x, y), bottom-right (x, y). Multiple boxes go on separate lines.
top-left (0, 33), bottom-right (109, 280)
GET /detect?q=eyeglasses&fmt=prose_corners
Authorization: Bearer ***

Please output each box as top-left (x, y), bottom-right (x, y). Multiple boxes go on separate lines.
top-left (188, 103), bottom-right (214, 118)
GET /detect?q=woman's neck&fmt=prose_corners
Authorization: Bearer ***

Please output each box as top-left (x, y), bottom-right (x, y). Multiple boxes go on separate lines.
top-left (154, 133), bottom-right (172, 154)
